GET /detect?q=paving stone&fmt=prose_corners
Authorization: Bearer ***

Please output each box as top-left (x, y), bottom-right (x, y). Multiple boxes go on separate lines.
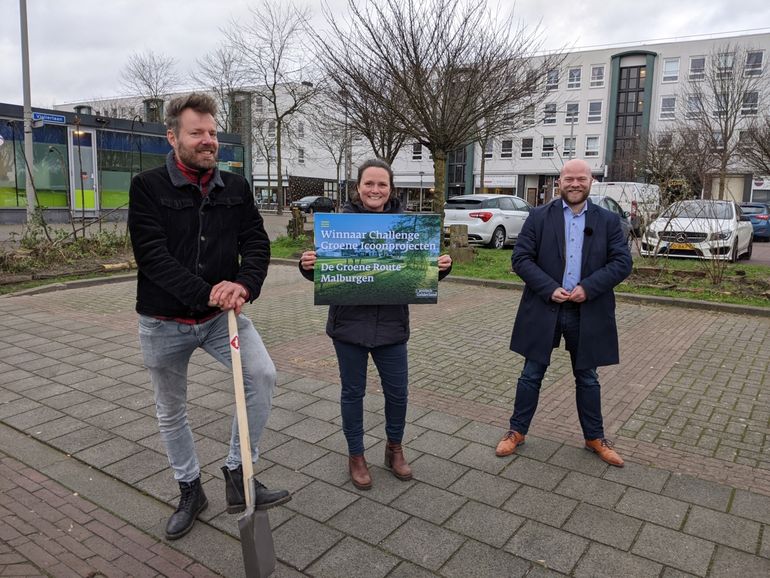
top-left (500, 456), bottom-right (569, 491)
top-left (111, 416), bottom-right (159, 441)
top-left (408, 429), bottom-right (468, 459)
top-left (448, 469), bottom-right (519, 508)
top-left (84, 407), bottom-right (145, 431)
top-left (37, 390), bottom-right (92, 410)
top-left (684, 505), bottom-right (761, 553)
top-left (659, 569), bottom-right (698, 578)
top-left (548, 445), bottom-right (608, 476)
top-left (256, 427), bottom-right (292, 454)
top-left (327, 497), bottom-right (408, 545)
top-left (440, 539), bottom-right (530, 578)
top-left (192, 436), bottom-right (230, 467)
top-left (445, 500), bottom-right (524, 548)
top-left (502, 485), bottom-right (578, 528)
top-left (454, 421), bottom-right (507, 447)
top-left (761, 527), bottom-right (770, 559)
top-left (555, 472), bottom-right (626, 509)
top-left (386, 561), bottom-right (438, 578)
top-left (631, 524), bottom-right (715, 576)
top-left (262, 438), bottom-right (328, 470)
top-left (709, 545), bottom-right (770, 577)
top-left (298, 399), bottom-right (340, 422)
top-left (381, 517), bottom-right (465, 571)
top-left (451, 442), bottom-right (512, 475)
top-left (281, 376), bottom-right (333, 395)
top-left (272, 390), bottom-right (318, 411)
top-left (281, 416), bottom-right (340, 444)
top-left (410, 454), bottom-right (468, 489)
top-left (299, 451), bottom-right (350, 486)
top-left (730, 489), bottom-right (770, 525)
top-left (404, 404), bottom-right (431, 423)
top-left (4, 406), bottom-right (64, 430)
top-left (254, 463), bottom-right (314, 495)
top-left (391, 483), bottom-right (466, 525)
top-left (272, 514), bottom-right (343, 571)
top-left (414, 410), bottom-right (469, 434)
top-left (285, 480), bottom-right (358, 522)
top-left (573, 543), bottom-right (663, 578)
top-left (562, 503), bottom-right (643, 550)
top-left (73, 437), bottom-right (144, 468)
top-left (20, 382), bottom-right (72, 401)
top-left (266, 406), bottom-right (309, 431)
top-left (513, 435), bottom-right (562, 462)
top-left (63, 398), bottom-right (121, 420)
top-left (602, 459), bottom-right (671, 493)
top-left (662, 473), bottom-right (733, 512)
top-left (504, 520), bottom-right (588, 574)
top-left (615, 487), bottom-right (689, 529)
top-left (47, 425), bottom-right (114, 454)
top-left (362, 394), bottom-right (386, 413)
top-left (306, 536), bottom-right (399, 578)
top-left (26, 415), bottom-right (84, 441)
top-left (345, 465), bottom-right (415, 505)
top-left (103, 449), bottom-right (169, 484)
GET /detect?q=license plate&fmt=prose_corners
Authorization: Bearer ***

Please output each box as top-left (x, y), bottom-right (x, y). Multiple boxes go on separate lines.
top-left (670, 242), bottom-right (693, 250)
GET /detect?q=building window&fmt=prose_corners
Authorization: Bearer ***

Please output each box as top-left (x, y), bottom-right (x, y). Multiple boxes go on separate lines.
top-left (269, 146), bottom-right (276, 161)
top-left (563, 137), bottom-right (576, 158)
top-left (660, 96), bottom-right (676, 120)
top-left (716, 52), bottom-right (734, 79)
top-left (566, 103), bottom-right (579, 124)
top-left (713, 131), bottom-right (724, 150)
top-left (412, 143), bottom-right (422, 160)
top-left (590, 65), bottom-right (605, 87)
top-left (686, 95), bottom-right (701, 119)
top-left (501, 139), bottom-right (513, 158)
top-left (523, 105), bottom-right (535, 126)
top-left (255, 96), bottom-right (264, 115)
top-left (567, 67), bottom-right (582, 89)
top-left (298, 148), bottom-right (305, 165)
top-left (742, 91), bottom-right (759, 116)
top-left (746, 50), bottom-right (764, 76)
top-left (483, 140), bottom-right (494, 159)
top-left (297, 121), bottom-right (305, 138)
top-left (715, 92), bottom-right (728, 117)
top-left (662, 57), bottom-right (680, 82)
top-left (585, 136), bottom-right (599, 157)
top-left (587, 101), bottom-right (602, 123)
top-left (543, 103), bottom-right (556, 125)
top-left (542, 137), bottom-right (555, 158)
top-left (520, 138), bottom-right (533, 158)
top-left (738, 129), bottom-right (753, 150)
top-left (689, 56), bottom-right (706, 80)
top-left (268, 121), bottom-right (276, 138)
top-left (546, 69), bottom-right (559, 91)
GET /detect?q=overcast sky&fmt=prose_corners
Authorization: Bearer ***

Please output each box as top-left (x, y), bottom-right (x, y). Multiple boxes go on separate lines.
top-left (2, 0), bottom-right (770, 108)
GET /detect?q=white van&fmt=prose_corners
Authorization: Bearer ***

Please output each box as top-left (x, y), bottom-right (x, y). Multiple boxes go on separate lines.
top-left (589, 181), bottom-right (661, 235)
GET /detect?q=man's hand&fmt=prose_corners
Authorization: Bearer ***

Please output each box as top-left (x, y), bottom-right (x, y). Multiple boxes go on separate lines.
top-left (209, 281), bottom-right (248, 314)
top-left (438, 254), bottom-right (452, 271)
top-left (300, 251), bottom-right (317, 271)
top-left (568, 285), bottom-right (587, 303)
top-left (551, 287), bottom-right (571, 303)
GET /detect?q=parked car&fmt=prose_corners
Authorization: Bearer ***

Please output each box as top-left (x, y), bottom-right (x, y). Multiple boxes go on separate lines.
top-left (739, 202), bottom-right (770, 241)
top-left (289, 195), bottom-right (335, 213)
top-left (443, 194), bottom-right (532, 249)
top-left (640, 200), bottom-right (753, 262)
top-left (588, 194), bottom-right (633, 244)
top-left (589, 181), bottom-right (661, 236)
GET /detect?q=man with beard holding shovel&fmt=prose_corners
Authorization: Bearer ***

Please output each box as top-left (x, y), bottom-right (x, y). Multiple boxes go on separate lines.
top-left (129, 93), bottom-right (289, 541)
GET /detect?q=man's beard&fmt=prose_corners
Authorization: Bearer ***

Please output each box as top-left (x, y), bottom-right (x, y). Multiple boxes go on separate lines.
top-left (177, 143), bottom-right (218, 171)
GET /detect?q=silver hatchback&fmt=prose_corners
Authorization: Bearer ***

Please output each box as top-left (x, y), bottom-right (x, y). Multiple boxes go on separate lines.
top-left (443, 194), bottom-right (532, 249)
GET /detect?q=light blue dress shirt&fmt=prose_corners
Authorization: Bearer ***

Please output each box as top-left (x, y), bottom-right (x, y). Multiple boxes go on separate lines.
top-left (562, 200), bottom-right (587, 291)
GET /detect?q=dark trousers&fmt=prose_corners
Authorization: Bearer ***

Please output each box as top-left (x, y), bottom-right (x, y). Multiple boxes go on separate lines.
top-left (333, 340), bottom-right (409, 455)
top-left (509, 303), bottom-right (604, 439)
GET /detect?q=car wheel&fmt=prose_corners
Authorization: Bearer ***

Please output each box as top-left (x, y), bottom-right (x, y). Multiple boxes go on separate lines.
top-left (487, 226), bottom-right (506, 249)
top-left (743, 239), bottom-right (753, 260)
top-left (729, 241), bottom-right (738, 263)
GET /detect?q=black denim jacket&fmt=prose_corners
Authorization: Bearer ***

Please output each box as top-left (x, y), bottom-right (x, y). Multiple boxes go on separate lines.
top-left (128, 152), bottom-right (270, 318)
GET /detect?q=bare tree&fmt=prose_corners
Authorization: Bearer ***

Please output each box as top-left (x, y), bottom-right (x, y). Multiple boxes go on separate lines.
top-left (679, 43), bottom-right (768, 199)
top-left (318, 0), bottom-right (561, 214)
top-left (740, 114), bottom-right (770, 176)
top-left (193, 46), bottom-right (249, 132)
top-left (120, 50), bottom-right (180, 101)
top-left (252, 116), bottom-right (278, 203)
top-left (306, 101), bottom-right (347, 200)
top-left (225, 0), bottom-right (322, 215)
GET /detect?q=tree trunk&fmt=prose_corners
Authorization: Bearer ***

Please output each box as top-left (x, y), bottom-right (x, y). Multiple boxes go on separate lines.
top-left (433, 149), bottom-right (447, 226)
top-left (479, 142), bottom-right (487, 194)
top-left (275, 119), bottom-right (284, 215)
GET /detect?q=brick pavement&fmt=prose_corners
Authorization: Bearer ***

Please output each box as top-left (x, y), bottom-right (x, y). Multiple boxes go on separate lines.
top-left (0, 263), bottom-right (769, 576)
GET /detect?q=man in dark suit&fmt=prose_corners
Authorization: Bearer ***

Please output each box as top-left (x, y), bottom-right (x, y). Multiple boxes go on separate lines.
top-left (495, 159), bottom-right (632, 466)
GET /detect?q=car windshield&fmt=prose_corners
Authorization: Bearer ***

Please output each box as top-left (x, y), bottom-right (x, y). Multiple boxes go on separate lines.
top-left (661, 201), bottom-right (733, 220)
top-left (741, 205), bottom-right (768, 215)
top-left (446, 198), bottom-right (484, 210)
top-left (297, 196), bottom-right (317, 202)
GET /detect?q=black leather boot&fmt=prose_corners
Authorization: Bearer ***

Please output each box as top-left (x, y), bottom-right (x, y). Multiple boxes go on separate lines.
top-left (165, 477), bottom-right (208, 540)
top-left (222, 465), bottom-right (291, 513)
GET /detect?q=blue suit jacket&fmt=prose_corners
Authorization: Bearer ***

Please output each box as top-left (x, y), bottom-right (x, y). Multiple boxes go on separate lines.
top-left (509, 198), bottom-right (632, 369)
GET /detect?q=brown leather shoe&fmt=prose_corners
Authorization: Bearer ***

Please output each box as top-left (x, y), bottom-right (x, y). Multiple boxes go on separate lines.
top-left (384, 441), bottom-right (412, 481)
top-left (348, 455), bottom-right (372, 490)
top-left (585, 438), bottom-right (624, 467)
top-left (495, 430), bottom-right (525, 457)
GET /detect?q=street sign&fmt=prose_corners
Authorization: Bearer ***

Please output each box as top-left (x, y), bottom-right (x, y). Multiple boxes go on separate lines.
top-left (32, 112), bottom-right (66, 125)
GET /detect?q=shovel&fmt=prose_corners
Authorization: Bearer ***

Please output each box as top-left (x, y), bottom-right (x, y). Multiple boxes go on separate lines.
top-left (228, 310), bottom-right (276, 578)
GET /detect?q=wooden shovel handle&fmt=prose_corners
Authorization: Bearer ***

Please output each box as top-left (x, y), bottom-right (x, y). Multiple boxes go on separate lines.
top-left (228, 310), bottom-right (255, 509)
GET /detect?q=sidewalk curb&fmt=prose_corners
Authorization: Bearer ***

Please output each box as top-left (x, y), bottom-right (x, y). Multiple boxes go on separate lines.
top-left (5, 259), bottom-right (770, 318)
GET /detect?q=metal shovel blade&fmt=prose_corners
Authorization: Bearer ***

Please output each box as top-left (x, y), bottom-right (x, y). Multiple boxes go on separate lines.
top-left (237, 479), bottom-right (275, 577)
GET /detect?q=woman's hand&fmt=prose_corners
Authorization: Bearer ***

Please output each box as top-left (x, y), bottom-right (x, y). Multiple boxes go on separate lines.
top-left (300, 251), bottom-right (317, 271)
top-left (438, 254), bottom-right (452, 271)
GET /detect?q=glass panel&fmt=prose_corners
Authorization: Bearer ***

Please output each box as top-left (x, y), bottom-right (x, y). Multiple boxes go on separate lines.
top-left (70, 129), bottom-right (98, 212)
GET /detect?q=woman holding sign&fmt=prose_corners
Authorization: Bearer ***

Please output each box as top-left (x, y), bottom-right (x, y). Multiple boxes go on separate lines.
top-left (300, 158), bottom-right (452, 490)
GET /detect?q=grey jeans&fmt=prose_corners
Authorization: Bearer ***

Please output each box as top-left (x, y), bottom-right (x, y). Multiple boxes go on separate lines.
top-left (138, 312), bottom-right (275, 482)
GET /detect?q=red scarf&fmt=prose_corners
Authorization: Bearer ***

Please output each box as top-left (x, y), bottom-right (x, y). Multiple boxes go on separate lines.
top-left (176, 158), bottom-right (214, 195)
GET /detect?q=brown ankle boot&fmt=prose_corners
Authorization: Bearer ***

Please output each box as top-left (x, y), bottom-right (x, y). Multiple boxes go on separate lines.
top-left (385, 441), bottom-right (412, 481)
top-left (348, 455), bottom-right (372, 490)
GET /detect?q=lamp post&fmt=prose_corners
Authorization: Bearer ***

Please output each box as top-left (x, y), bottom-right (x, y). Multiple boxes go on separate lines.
top-left (19, 0), bottom-right (36, 221)
top-left (130, 115), bottom-right (144, 176)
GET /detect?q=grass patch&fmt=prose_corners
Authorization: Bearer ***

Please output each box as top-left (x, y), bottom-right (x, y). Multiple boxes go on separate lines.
top-left (270, 235), bottom-right (313, 259)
